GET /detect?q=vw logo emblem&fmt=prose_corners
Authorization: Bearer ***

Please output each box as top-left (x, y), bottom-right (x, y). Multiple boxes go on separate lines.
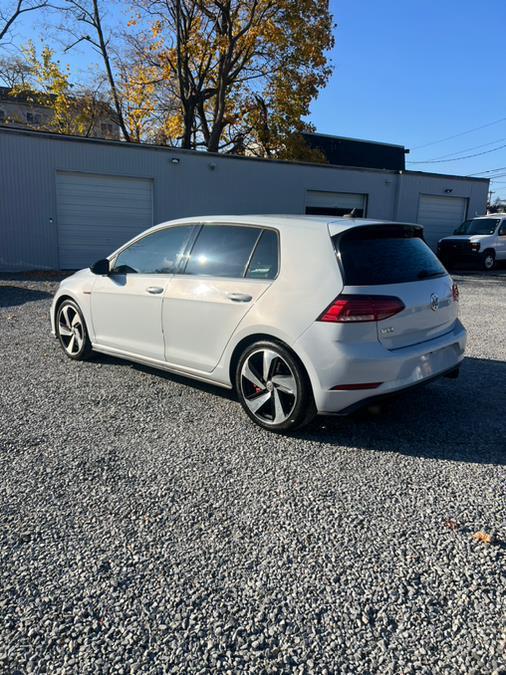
top-left (430, 293), bottom-right (439, 311)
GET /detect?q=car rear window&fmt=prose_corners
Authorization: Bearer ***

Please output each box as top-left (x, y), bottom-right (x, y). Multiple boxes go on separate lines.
top-left (334, 225), bottom-right (447, 285)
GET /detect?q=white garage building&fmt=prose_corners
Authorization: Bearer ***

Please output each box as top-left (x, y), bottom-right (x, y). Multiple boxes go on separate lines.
top-left (0, 127), bottom-right (488, 271)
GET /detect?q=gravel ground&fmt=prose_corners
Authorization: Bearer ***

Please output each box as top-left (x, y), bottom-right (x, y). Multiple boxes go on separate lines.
top-left (0, 270), bottom-right (505, 674)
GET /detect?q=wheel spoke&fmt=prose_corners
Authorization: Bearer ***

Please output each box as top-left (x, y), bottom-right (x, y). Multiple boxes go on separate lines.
top-left (67, 335), bottom-right (76, 353)
top-left (62, 305), bottom-right (72, 329)
top-left (242, 362), bottom-right (265, 390)
top-left (245, 390), bottom-right (271, 414)
top-left (271, 374), bottom-right (296, 395)
top-left (71, 313), bottom-right (80, 327)
top-left (272, 388), bottom-right (286, 424)
top-left (263, 349), bottom-right (277, 382)
top-left (59, 324), bottom-right (72, 337)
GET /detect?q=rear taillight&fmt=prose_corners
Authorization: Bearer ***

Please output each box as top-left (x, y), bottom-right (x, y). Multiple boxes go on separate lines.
top-left (452, 282), bottom-right (459, 302)
top-left (317, 294), bottom-right (405, 323)
top-left (331, 382), bottom-right (383, 390)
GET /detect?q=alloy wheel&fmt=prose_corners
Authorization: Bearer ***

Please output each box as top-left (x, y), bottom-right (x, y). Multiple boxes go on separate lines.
top-left (240, 348), bottom-right (298, 425)
top-left (58, 304), bottom-right (85, 356)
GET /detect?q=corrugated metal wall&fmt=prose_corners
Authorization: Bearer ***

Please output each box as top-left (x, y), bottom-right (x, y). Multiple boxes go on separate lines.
top-left (0, 128), bottom-right (490, 271)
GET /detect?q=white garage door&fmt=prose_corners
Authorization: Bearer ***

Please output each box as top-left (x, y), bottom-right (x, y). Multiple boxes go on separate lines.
top-left (306, 190), bottom-right (367, 217)
top-left (56, 172), bottom-right (153, 269)
top-left (417, 194), bottom-right (468, 250)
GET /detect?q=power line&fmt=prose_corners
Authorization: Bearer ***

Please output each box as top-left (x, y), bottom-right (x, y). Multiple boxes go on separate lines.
top-left (411, 116), bottom-right (506, 150)
top-left (408, 142), bottom-right (506, 164)
top-left (467, 166), bottom-right (506, 176)
top-left (407, 136), bottom-right (506, 162)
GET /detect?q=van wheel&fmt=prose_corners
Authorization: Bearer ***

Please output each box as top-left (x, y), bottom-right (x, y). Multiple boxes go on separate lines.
top-left (481, 251), bottom-right (496, 271)
top-left (236, 341), bottom-right (316, 432)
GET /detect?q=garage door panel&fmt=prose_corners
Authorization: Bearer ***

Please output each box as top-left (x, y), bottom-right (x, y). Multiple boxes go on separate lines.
top-left (417, 194), bottom-right (467, 250)
top-left (306, 190), bottom-right (367, 217)
top-left (56, 172), bottom-right (153, 269)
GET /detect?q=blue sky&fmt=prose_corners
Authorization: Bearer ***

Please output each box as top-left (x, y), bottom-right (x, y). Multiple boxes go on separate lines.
top-left (313, 0), bottom-right (506, 198)
top-left (10, 0), bottom-right (506, 197)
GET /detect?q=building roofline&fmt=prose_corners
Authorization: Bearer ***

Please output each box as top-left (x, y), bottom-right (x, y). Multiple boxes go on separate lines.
top-left (401, 168), bottom-right (488, 182)
top-left (302, 130), bottom-right (406, 150)
top-left (0, 125), bottom-right (490, 183)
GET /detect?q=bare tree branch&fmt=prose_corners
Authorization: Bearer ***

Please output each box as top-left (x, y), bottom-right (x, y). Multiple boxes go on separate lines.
top-left (61, 0), bottom-right (131, 141)
top-left (0, 0), bottom-right (58, 44)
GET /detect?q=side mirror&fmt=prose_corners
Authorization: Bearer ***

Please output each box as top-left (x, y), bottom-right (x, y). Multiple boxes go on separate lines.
top-left (90, 258), bottom-right (110, 275)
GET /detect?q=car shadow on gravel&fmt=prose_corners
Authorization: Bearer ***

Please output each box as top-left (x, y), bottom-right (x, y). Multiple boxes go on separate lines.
top-left (96, 351), bottom-right (506, 465)
top-left (302, 356), bottom-right (506, 466)
top-left (94, 353), bottom-right (236, 401)
top-left (0, 285), bottom-right (53, 307)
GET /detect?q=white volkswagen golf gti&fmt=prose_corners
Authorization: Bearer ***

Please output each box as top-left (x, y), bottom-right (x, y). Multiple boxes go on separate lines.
top-left (51, 216), bottom-right (466, 432)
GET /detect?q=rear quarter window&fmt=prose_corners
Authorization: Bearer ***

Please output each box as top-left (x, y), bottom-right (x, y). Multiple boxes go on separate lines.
top-left (334, 225), bottom-right (446, 285)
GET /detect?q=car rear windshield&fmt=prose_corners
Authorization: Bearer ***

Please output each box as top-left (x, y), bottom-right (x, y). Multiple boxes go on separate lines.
top-left (334, 225), bottom-right (447, 285)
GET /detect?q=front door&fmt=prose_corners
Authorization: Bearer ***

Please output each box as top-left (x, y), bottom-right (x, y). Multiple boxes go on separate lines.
top-left (162, 224), bottom-right (279, 373)
top-left (497, 220), bottom-right (506, 260)
top-left (91, 224), bottom-right (195, 360)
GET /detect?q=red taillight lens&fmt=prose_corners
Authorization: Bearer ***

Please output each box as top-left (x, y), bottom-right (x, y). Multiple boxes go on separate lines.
top-left (318, 294), bottom-right (405, 323)
top-left (452, 282), bottom-right (459, 302)
top-left (331, 382), bottom-right (383, 390)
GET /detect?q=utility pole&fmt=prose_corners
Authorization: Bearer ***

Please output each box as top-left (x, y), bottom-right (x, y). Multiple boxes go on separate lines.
top-left (487, 189), bottom-right (494, 213)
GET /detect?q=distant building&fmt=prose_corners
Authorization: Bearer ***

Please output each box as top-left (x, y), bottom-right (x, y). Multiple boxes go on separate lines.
top-left (0, 126), bottom-right (489, 271)
top-left (0, 86), bottom-right (120, 140)
top-left (302, 132), bottom-right (408, 171)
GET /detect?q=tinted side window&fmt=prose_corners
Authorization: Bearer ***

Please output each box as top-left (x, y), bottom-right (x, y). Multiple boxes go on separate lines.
top-left (184, 225), bottom-right (260, 277)
top-left (113, 226), bottom-right (193, 274)
top-left (246, 229), bottom-right (279, 279)
top-left (499, 221), bottom-right (506, 235)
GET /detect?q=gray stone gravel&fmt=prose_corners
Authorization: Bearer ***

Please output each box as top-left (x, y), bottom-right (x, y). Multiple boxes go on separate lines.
top-left (0, 270), bottom-right (505, 674)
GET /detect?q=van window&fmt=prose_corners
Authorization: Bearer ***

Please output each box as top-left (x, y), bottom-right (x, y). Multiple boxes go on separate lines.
top-left (454, 218), bottom-right (499, 235)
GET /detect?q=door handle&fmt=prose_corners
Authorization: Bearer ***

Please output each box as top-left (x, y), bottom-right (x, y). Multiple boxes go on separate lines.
top-left (227, 292), bottom-right (252, 303)
top-left (146, 286), bottom-right (164, 294)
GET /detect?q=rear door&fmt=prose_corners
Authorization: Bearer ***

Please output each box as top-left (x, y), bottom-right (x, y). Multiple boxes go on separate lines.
top-left (162, 224), bottom-right (279, 372)
top-left (335, 224), bottom-right (458, 350)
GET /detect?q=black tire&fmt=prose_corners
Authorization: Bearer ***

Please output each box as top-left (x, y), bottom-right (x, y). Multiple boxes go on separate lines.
top-left (481, 250), bottom-right (496, 271)
top-left (235, 340), bottom-right (316, 432)
top-left (55, 299), bottom-right (93, 361)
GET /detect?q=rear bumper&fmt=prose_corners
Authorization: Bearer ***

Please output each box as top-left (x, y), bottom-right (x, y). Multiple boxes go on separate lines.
top-left (332, 364), bottom-right (460, 415)
top-left (295, 320), bottom-right (467, 414)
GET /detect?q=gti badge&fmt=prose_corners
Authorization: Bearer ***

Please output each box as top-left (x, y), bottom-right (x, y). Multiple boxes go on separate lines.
top-left (430, 293), bottom-right (439, 311)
